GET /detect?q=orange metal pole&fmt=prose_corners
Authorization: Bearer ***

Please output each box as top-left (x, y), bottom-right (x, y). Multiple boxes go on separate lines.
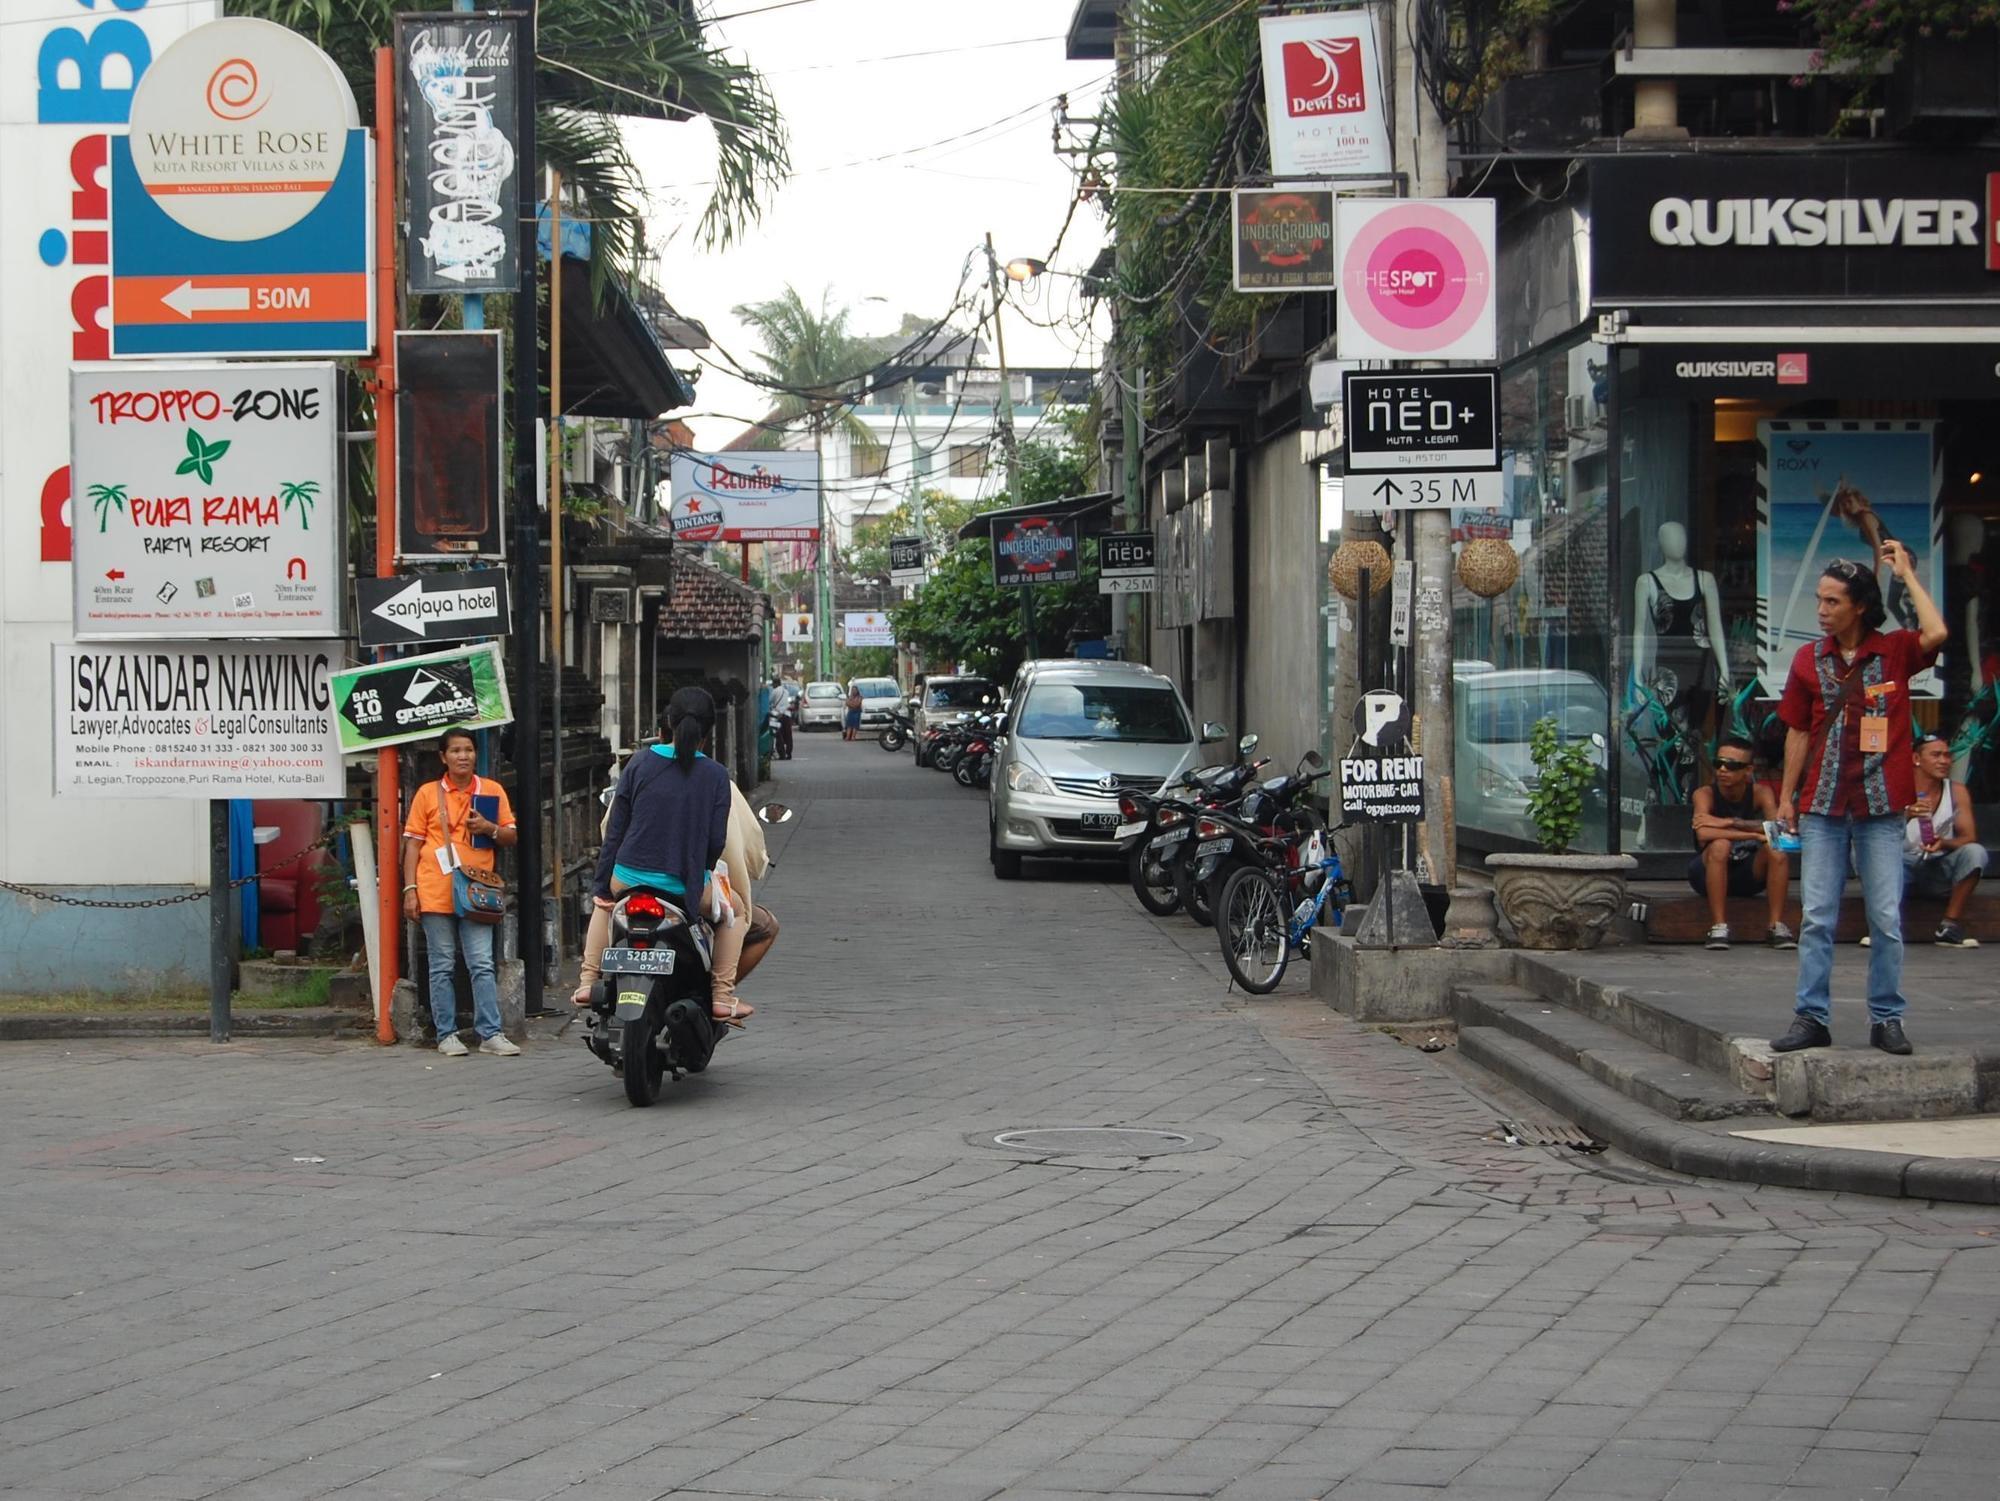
top-left (371, 46), bottom-right (401, 1045)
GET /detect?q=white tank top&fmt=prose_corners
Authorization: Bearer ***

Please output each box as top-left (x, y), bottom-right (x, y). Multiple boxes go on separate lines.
top-left (1905, 779), bottom-right (1957, 855)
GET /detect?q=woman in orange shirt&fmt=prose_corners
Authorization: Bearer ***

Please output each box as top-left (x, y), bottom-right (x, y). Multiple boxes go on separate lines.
top-left (402, 728), bottom-right (519, 1057)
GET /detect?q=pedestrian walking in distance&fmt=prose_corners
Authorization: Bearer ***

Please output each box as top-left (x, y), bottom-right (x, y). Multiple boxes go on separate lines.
top-left (843, 683), bottom-right (863, 741)
top-left (1771, 542), bottom-right (1947, 1057)
top-left (402, 727), bottom-right (522, 1057)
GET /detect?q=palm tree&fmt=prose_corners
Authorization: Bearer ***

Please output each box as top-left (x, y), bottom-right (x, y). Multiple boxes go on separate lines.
top-left (228, 0), bottom-right (789, 281)
top-left (87, 483), bottom-right (127, 533)
top-left (279, 480), bottom-right (319, 530)
top-left (730, 286), bottom-right (887, 448)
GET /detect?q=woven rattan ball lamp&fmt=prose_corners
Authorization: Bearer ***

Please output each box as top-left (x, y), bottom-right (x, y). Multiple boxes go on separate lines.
top-left (1327, 539), bottom-right (1393, 601)
top-left (1456, 537), bottom-right (1520, 599)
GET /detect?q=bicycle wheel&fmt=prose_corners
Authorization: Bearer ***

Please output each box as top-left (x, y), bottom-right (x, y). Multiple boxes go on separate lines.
top-left (1217, 866), bottom-right (1291, 994)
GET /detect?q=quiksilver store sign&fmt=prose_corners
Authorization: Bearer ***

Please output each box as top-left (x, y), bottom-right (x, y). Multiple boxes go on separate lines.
top-left (1591, 154), bottom-right (2000, 303)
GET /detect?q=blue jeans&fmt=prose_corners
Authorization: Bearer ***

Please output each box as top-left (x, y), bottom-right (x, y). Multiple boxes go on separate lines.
top-left (1795, 814), bottom-right (1907, 1025)
top-left (420, 912), bottom-right (503, 1041)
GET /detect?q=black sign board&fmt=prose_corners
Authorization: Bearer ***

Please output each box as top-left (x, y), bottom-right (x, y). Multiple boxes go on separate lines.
top-left (991, 514), bottom-right (1080, 588)
top-left (1233, 187), bottom-right (1337, 293)
top-left (1343, 370), bottom-right (1499, 473)
top-left (1339, 690), bottom-right (1424, 823)
top-left (889, 535), bottom-right (925, 583)
top-left (397, 331), bottom-right (505, 560)
top-left (1101, 532), bottom-right (1155, 576)
top-left (1589, 153), bottom-right (2000, 306)
top-left (356, 568), bottom-right (511, 648)
top-left (399, 14), bottom-right (523, 296)
top-left (340, 658), bottom-right (479, 743)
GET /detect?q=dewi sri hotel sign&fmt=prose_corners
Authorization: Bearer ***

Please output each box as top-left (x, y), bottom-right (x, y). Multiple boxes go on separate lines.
top-left (1257, 9), bottom-right (1391, 180)
top-left (1590, 154), bottom-right (2000, 303)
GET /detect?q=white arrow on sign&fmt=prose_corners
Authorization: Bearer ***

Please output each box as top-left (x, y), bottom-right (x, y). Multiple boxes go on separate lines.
top-left (161, 280), bottom-right (252, 320)
top-left (370, 577), bottom-right (503, 636)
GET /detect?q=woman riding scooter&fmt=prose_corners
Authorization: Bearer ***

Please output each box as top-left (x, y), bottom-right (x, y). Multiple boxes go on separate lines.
top-left (576, 687), bottom-right (769, 1023)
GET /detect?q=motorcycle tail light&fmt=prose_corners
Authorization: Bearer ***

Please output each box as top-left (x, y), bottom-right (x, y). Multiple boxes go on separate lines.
top-left (1197, 818), bottom-right (1223, 839)
top-left (1118, 796), bottom-right (1141, 821)
top-left (1157, 807), bottom-right (1185, 827)
top-left (624, 894), bottom-right (668, 920)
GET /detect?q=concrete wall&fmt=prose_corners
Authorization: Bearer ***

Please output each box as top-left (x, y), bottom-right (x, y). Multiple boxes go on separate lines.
top-left (658, 638), bottom-right (762, 789)
top-left (0, 889), bottom-right (206, 996)
top-left (1240, 436), bottom-right (1323, 772)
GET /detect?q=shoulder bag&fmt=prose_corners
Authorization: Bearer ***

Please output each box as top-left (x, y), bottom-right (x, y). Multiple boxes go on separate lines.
top-left (435, 780), bottom-right (507, 925)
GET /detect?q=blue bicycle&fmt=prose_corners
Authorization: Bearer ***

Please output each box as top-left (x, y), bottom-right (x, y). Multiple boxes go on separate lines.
top-left (1216, 798), bottom-right (1352, 993)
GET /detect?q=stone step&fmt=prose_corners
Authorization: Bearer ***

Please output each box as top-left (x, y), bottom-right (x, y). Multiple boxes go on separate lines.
top-left (1454, 1024), bottom-right (2000, 1202)
top-left (1452, 984), bottom-right (1774, 1122)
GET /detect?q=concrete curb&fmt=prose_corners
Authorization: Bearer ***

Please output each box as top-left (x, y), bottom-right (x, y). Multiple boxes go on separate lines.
top-left (1459, 1025), bottom-right (2000, 1205)
top-left (0, 1007), bottom-right (370, 1041)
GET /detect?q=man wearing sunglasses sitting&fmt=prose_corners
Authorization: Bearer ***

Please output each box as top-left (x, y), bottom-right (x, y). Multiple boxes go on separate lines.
top-left (1689, 734), bottom-right (1794, 951)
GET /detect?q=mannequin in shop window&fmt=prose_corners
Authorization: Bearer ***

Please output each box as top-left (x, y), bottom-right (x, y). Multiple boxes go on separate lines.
top-left (1633, 521), bottom-right (1731, 801)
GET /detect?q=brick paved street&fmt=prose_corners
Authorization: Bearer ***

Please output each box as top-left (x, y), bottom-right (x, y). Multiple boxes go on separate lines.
top-left (3, 732), bottom-right (1998, 1501)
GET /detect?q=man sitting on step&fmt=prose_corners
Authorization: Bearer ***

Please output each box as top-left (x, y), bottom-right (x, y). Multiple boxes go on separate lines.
top-left (1689, 734), bottom-right (1795, 951)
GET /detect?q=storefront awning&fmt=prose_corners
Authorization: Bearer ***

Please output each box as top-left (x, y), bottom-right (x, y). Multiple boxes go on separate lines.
top-left (957, 491), bottom-right (1118, 542)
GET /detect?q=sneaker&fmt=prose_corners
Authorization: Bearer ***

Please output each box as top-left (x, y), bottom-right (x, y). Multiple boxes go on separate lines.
top-left (478, 1035), bottom-right (522, 1057)
top-left (1767, 922), bottom-right (1797, 950)
top-left (1770, 1015), bottom-right (1832, 1053)
top-left (1704, 923), bottom-right (1731, 950)
top-left (437, 1034), bottom-right (469, 1057)
top-left (1859, 934), bottom-right (1870, 947)
top-left (1933, 921), bottom-right (1978, 949)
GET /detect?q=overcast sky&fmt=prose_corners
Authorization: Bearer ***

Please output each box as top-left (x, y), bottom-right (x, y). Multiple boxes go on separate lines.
top-left (622, 0), bottom-right (1113, 450)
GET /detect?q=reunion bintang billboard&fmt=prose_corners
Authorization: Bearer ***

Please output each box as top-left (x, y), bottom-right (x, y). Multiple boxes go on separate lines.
top-left (667, 451), bottom-right (820, 543)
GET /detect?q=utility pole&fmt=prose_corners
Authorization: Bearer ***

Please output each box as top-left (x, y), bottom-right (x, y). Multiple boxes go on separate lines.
top-left (983, 232), bottom-right (1030, 656)
top-left (814, 418), bottom-right (830, 681)
top-left (1388, 3), bottom-right (1464, 915)
top-left (510, 10), bottom-right (546, 1011)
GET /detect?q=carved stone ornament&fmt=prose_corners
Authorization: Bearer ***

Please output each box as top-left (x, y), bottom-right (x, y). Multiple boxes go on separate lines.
top-left (1484, 852), bottom-right (1637, 951)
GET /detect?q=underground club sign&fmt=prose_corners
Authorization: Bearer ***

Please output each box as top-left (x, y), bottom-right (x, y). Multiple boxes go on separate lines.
top-left (991, 514), bottom-right (1080, 588)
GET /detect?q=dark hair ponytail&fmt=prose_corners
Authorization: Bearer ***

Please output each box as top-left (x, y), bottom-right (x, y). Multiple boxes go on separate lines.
top-left (663, 686), bottom-right (715, 775)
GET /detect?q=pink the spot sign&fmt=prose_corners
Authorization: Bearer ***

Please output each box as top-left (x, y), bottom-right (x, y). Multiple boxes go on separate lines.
top-left (1336, 199), bottom-right (1497, 362)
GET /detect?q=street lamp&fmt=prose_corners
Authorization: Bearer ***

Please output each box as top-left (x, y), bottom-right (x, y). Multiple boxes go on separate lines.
top-left (1005, 257), bottom-right (1047, 283)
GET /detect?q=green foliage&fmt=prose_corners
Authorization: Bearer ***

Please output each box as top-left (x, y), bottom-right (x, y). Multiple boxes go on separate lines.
top-left (226, 0), bottom-right (788, 281)
top-left (1106, 0), bottom-right (1262, 377)
top-left (833, 646), bottom-right (897, 682)
top-left (1793, 0), bottom-right (2000, 82)
top-left (886, 423), bottom-right (1108, 680)
top-left (1525, 715), bottom-right (1595, 855)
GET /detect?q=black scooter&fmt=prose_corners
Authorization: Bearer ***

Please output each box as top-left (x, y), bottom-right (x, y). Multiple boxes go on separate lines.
top-left (583, 802), bottom-right (794, 1106)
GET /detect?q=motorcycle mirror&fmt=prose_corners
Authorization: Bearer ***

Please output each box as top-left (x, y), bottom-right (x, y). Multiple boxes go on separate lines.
top-left (1300, 749), bottom-right (1327, 772)
top-left (1238, 732), bottom-right (1260, 757)
top-left (756, 802), bottom-right (795, 825)
top-left (1589, 732), bottom-right (1608, 750)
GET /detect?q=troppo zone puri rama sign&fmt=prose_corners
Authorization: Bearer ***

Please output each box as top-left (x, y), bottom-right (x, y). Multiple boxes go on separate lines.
top-left (1342, 371), bottom-right (1499, 473)
top-left (70, 362), bottom-right (343, 639)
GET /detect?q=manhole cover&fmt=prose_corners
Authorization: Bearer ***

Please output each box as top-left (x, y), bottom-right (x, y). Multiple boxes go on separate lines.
top-left (983, 1127), bottom-right (1211, 1159)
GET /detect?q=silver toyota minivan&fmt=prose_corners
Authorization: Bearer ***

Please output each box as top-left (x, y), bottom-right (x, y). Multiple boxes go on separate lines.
top-left (988, 659), bottom-right (1222, 879)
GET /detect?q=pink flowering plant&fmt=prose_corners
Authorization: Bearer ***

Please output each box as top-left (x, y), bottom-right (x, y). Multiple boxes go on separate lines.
top-left (1788, 0), bottom-right (2000, 81)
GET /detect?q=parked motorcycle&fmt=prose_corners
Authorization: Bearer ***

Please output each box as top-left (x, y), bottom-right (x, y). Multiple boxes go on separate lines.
top-left (952, 716), bottom-right (1001, 789)
top-left (1119, 739), bottom-right (1264, 919)
top-left (582, 802), bottom-right (794, 1106)
top-left (877, 706), bottom-right (916, 753)
top-left (1180, 750), bottom-right (1331, 929)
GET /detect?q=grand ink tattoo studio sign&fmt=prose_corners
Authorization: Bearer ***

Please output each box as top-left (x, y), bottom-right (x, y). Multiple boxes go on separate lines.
top-left (400, 15), bottom-right (520, 295)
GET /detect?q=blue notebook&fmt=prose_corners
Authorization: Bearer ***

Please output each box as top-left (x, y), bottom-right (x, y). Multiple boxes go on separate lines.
top-left (470, 794), bottom-right (500, 850)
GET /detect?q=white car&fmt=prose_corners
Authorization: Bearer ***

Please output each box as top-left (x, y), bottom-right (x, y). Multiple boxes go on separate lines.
top-left (988, 659), bottom-right (1223, 878)
top-left (848, 676), bottom-right (903, 728)
top-left (799, 680), bottom-right (846, 731)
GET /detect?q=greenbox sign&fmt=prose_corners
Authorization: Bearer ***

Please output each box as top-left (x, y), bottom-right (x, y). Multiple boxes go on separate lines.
top-left (332, 641), bottom-right (511, 754)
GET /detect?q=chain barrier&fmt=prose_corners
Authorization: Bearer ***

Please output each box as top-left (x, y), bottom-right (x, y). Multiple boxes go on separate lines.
top-left (0, 827), bottom-right (352, 910)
